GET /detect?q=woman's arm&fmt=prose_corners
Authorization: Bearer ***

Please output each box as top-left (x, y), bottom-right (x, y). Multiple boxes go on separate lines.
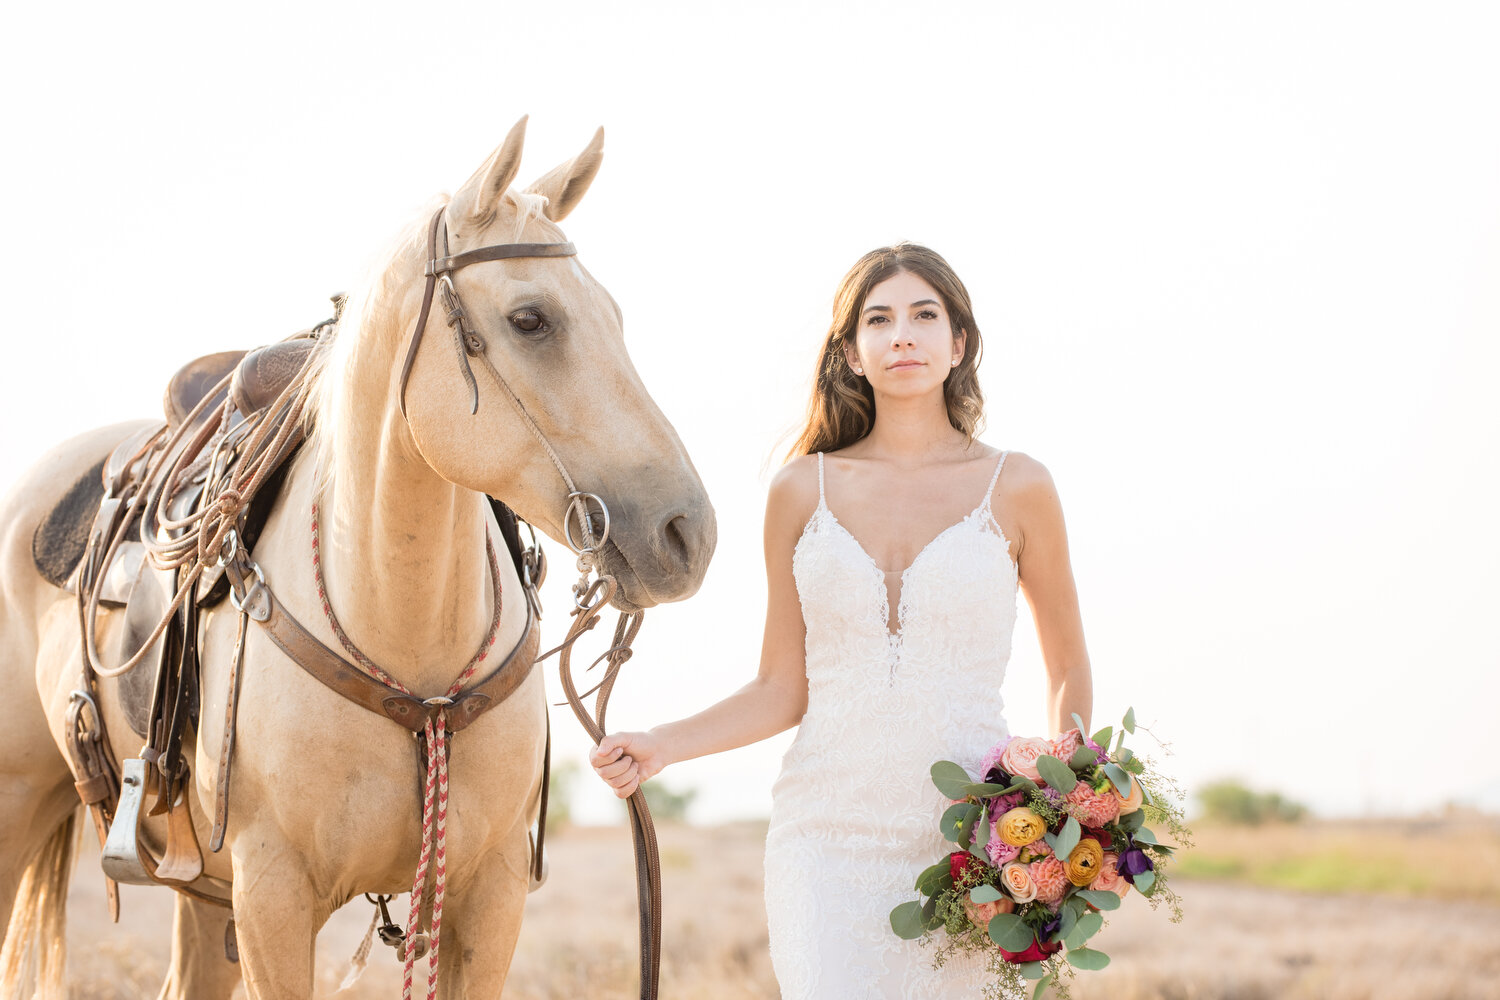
top-left (1007, 454), bottom-right (1094, 736)
top-left (591, 457), bottom-right (816, 798)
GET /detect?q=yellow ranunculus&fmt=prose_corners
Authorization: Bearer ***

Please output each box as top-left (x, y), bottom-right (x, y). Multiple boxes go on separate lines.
top-left (998, 807), bottom-right (1047, 847)
top-left (1066, 838), bottom-right (1105, 886)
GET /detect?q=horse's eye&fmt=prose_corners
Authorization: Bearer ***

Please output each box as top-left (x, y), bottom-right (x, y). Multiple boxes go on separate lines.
top-left (511, 310), bottom-right (546, 334)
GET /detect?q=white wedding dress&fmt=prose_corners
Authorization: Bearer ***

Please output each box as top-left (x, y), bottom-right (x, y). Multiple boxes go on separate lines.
top-left (764, 450), bottom-right (1018, 999)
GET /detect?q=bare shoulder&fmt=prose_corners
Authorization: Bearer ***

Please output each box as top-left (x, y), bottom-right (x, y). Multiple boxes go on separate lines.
top-left (765, 453), bottom-right (822, 538)
top-left (997, 450), bottom-right (1058, 501)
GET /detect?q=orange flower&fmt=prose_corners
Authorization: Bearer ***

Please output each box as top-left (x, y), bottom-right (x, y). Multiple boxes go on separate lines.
top-left (1066, 837), bottom-right (1105, 886)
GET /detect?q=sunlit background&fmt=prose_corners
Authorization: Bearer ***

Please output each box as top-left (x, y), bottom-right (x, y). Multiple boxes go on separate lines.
top-left (2, 1), bottom-right (1496, 832)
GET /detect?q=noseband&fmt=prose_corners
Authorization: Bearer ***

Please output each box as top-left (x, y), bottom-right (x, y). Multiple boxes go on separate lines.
top-left (396, 206), bottom-right (576, 420)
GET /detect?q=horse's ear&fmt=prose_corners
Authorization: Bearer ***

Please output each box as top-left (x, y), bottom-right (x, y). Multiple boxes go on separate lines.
top-left (453, 116), bottom-right (530, 227)
top-left (525, 127), bottom-right (604, 222)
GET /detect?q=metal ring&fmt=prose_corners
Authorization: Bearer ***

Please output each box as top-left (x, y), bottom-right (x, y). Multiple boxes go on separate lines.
top-left (563, 492), bottom-right (611, 554)
top-left (228, 561), bottom-right (267, 613)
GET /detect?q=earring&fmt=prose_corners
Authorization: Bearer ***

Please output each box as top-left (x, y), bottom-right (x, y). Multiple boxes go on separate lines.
top-left (951, 359), bottom-right (960, 367)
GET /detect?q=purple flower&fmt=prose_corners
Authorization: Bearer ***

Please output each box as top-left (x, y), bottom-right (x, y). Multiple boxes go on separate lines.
top-left (1042, 787), bottom-right (1064, 808)
top-left (1116, 836), bottom-right (1155, 883)
top-left (1083, 738), bottom-right (1110, 765)
top-left (1040, 913), bottom-right (1063, 943)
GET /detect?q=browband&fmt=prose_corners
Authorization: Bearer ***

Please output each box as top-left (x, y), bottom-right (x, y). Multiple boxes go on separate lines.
top-left (426, 242), bottom-right (577, 275)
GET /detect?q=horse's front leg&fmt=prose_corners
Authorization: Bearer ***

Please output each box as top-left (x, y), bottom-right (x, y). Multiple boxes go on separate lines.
top-left (229, 844), bottom-right (325, 1000)
top-left (431, 817), bottom-right (533, 1000)
top-left (157, 893), bottom-right (242, 1000)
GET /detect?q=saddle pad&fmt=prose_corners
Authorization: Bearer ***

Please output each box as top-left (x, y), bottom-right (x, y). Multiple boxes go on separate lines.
top-left (32, 457), bottom-right (107, 589)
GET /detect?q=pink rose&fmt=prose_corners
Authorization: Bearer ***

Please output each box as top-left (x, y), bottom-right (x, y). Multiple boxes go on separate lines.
top-left (1050, 728), bottom-right (1084, 762)
top-left (1018, 840), bottom-right (1052, 864)
top-left (999, 861), bottom-right (1038, 904)
top-left (999, 737), bottom-right (1054, 783)
top-left (1064, 781), bottom-right (1121, 828)
top-left (1112, 774), bottom-right (1145, 815)
top-left (1094, 851), bottom-right (1130, 901)
top-left (987, 839), bottom-right (1020, 867)
top-left (963, 895), bottom-right (1015, 929)
top-left (1028, 856), bottom-right (1068, 905)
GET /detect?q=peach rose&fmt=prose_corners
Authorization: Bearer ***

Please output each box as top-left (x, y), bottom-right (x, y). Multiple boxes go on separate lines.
top-left (1050, 728), bottom-right (1084, 762)
top-left (964, 895), bottom-right (1015, 929)
top-left (1094, 851), bottom-right (1130, 900)
top-left (1018, 840), bottom-right (1053, 864)
top-left (1112, 774), bottom-right (1145, 815)
top-left (1066, 837), bottom-right (1105, 886)
top-left (999, 861), bottom-right (1038, 904)
top-left (999, 737), bottom-right (1054, 783)
top-left (998, 807), bottom-right (1047, 847)
top-left (1029, 855), bottom-right (1069, 905)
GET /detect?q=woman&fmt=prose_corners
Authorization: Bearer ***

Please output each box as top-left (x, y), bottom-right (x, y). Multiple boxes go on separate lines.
top-left (590, 243), bottom-right (1093, 997)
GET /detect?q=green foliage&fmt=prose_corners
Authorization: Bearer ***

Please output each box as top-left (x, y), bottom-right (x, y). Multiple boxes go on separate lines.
top-left (932, 760), bottom-right (974, 799)
top-left (1036, 754), bottom-right (1078, 793)
top-left (1066, 947), bottom-right (1110, 970)
top-left (987, 912), bottom-right (1036, 952)
top-left (1197, 779), bottom-right (1308, 825)
top-left (545, 760), bottom-right (580, 828)
top-left (640, 779), bottom-right (697, 822)
top-left (890, 900), bottom-right (925, 939)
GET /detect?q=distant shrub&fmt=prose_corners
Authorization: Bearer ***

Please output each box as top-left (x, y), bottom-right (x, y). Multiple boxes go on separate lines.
top-left (642, 780), bottom-right (698, 823)
top-left (1197, 779), bottom-right (1308, 825)
top-left (546, 760), bottom-right (580, 828)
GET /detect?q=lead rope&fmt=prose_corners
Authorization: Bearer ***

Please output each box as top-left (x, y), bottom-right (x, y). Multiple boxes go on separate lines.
top-left (311, 500), bottom-right (503, 1000)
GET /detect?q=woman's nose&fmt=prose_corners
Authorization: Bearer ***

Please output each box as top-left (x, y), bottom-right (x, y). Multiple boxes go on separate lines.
top-left (891, 319), bottom-right (915, 346)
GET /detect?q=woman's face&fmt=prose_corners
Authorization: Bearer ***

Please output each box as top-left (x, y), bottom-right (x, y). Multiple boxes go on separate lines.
top-left (844, 270), bottom-right (965, 398)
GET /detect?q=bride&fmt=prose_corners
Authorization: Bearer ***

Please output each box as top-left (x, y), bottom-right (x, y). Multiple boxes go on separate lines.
top-left (591, 243), bottom-right (1094, 997)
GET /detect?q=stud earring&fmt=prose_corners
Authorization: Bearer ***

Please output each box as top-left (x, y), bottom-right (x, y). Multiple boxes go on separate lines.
top-left (951, 358), bottom-right (960, 367)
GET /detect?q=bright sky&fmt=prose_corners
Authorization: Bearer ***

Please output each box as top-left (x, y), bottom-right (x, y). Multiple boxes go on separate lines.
top-left (2, 2), bottom-right (1496, 824)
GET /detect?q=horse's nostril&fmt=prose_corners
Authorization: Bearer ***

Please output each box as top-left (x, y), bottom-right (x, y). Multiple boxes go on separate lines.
top-left (662, 514), bottom-right (691, 568)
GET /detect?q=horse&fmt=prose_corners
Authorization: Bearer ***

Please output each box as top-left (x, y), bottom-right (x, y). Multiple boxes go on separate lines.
top-left (0, 116), bottom-right (716, 999)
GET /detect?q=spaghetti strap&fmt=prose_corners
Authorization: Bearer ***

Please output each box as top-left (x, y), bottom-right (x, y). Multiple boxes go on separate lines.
top-left (815, 452), bottom-right (827, 508)
top-left (978, 450), bottom-right (1009, 517)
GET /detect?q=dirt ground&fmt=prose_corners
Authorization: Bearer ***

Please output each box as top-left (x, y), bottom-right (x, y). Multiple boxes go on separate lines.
top-left (48, 821), bottom-right (1500, 999)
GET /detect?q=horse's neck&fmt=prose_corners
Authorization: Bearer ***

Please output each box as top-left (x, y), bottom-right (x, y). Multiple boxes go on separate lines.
top-left (315, 318), bottom-right (495, 691)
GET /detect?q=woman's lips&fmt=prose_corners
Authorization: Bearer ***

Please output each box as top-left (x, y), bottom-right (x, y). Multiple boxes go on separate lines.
top-left (888, 360), bottom-right (924, 370)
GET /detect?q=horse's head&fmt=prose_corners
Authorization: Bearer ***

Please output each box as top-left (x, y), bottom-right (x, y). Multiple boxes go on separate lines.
top-left (397, 119), bottom-right (715, 610)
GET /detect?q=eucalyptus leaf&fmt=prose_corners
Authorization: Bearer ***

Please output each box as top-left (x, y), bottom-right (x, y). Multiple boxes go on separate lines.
top-left (957, 803), bottom-right (982, 847)
top-left (1118, 746), bottom-right (1134, 765)
top-left (964, 781), bottom-right (1008, 797)
top-left (1133, 870), bottom-right (1157, 894)
top-left (921, 894), bottom-right (942, 930)
top-left (1069, 746), bottom-right (1098, 769)
top-left (931, 760), bottom-right (974, 799)
top-left (987, 912), bottom-right (1037, 952)
top-left (1033, 971), bottom-right (1056, 1000)
top-left (1122, 757), bottom-right (1146, 775)
top-left (915, 861), bottom-right (950, 896)
top-left (1070, 712), bottom-right (1087, 735)
top-left (1065, 911), bottom-right (1104, 949)
top-left (1067, 947), bottom-right (1111, 971)
top-left (1020, 961), bottom-right (1047, 981)
top-left (890, 901), bottom-right (925, 939)
top-left (1115, 728), bottom-right (1127, 752)
top-left (1090, 726), bottom-right (1113, 751)
top-left (1056, 904), bottom-right (1078, 942)
top-left (940, 803), bottom-right (973, 843)
top-left (1103, 763), bottom-right (1132, 797)
top-left (1053, 816), bottom-right (1081, 861)
top-left (1035, 754), bottom-right (1079, 794)
top-left (1122, 707), bottom-right (1136, 733)
top-left (1007, 776), bottom-right (1040, 795)
top-left (1076, 889), bottom-right (1121, 911)
top-left (1118, 809), bottom-right (1145, 833)
top-left (1043, 831), bottom-right (1058, 851)
top-left (1132, 827), bottom-right (1159, 846)
top-left (970, 884), bottom-right (1004, 903)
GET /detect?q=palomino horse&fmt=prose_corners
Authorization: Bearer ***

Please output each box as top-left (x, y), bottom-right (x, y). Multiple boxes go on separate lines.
top-left (0, 117), bottom-right (715, 999)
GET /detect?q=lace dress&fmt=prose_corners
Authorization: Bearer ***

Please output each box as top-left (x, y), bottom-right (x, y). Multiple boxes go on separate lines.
top-left (764, 451), bottom-right (1018, 999)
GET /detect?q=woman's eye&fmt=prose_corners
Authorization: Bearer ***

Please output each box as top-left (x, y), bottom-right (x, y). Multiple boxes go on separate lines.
top-left (918, 309), bottom-right (938, 320)
top-left (511, 310), bottom-right (546, 333)
top-left (866, 315), bottom-right (887, 326)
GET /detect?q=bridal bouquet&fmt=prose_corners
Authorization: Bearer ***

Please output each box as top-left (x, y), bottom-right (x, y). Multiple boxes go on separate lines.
top-left (889, 708), bottom-right (1187, 1000)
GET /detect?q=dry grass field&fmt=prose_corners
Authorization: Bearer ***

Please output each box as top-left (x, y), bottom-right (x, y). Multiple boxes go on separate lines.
top-left (50, 817), bottom-right (1500, 999)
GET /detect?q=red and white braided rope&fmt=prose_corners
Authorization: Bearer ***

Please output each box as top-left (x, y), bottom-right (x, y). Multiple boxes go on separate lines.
top-left (311, 501), bottom-right (502, 1000)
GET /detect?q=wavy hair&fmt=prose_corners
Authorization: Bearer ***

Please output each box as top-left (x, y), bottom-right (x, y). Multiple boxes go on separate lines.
top-left (788, 243), bottom-right (985, 459)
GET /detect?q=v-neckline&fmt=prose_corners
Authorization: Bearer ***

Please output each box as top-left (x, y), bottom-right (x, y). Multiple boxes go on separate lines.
top-left (821, 507), bottom-right (984, 640)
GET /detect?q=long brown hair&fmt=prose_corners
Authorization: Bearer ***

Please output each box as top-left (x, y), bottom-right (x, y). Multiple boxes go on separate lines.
top-left (788, 243), bottom-right (985, 459)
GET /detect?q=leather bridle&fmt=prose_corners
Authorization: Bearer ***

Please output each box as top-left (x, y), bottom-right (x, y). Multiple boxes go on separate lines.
top-left (389, 204), bottom-right (663, 1000)
top-left (396, 207), bottom-right (575, 420)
